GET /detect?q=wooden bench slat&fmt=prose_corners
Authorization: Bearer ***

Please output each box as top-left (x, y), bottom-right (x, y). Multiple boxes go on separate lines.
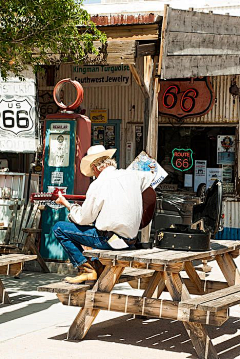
top-left (38, 281), bottom-right (91, 294)
top-left (119, 268), bottom-right (154, 282)
top-left (38, 268), bottom-right (154, 295)
top-left (0, 244), bottom-right (19, 249)
top-left (180, 284), bottom-right (240, 311)
top-left (197, 293), bottom-right (240, 312)
top-left (0, 254), bottom-right (37, 267)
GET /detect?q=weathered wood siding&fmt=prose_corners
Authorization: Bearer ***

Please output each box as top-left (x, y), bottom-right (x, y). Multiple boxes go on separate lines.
top-left (90, 40), bottom-right (136, 64)
top-left (161, 8), bottom-right (240, 79)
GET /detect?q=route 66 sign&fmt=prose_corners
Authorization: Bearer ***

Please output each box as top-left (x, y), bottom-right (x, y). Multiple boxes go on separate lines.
top-left (158, 77), bottom-right (215, 121)
top-left (0, 98), bottom-right (33, 134)
top-left (171, 148), bottom-right (193, 172)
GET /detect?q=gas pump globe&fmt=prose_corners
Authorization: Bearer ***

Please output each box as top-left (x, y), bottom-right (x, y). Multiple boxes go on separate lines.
top-left (40, 79), bottom-right (91, 260)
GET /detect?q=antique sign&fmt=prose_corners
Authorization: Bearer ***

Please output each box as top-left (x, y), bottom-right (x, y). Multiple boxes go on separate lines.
top-left (158, 77), bottom-right (215, 121)
top-left (217, 135), bottom-right (235, 165)
top-left (0, 69), bottom-right (39, 152)
top-left (90, 109), bottom-right (108, 123)
top-left (171, 148), bottom-right (193, 172)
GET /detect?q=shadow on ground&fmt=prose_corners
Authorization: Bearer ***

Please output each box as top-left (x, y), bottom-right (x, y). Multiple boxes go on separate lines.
top-left (0, 298), bottom-right (59, 324)
top-left (50, 314), bottom-right (240, 359)
top-left (0, 272), bottom-right (62, 323)
top-left (0, 272), bottom-right (64, 292)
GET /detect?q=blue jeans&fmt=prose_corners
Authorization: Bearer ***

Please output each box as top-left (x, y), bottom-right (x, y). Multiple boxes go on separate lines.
top-left (53, 221), bottom-right (113, 267)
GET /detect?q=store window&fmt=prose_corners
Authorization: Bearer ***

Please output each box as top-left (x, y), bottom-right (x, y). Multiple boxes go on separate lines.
top-left (158, 126), bottom-right (236, 194)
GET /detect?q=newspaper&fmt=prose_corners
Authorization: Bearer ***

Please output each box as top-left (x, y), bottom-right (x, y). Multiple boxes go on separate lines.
top-left (107, 234), bottom-right (129, 249)
top-left (127, 151), bottom-right (168, 189)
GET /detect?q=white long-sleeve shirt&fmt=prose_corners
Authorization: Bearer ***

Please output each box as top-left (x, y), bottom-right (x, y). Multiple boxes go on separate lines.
top-left (69, 166), bottom-right (154, 239)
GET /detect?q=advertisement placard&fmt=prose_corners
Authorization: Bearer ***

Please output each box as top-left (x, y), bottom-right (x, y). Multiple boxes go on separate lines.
top-left (217, 135), bottom-right (235, 165)
top-left (194, 160), bottom-right (207, 192)
top-left (90, 109), bottom-right (108, 123)
top-left (207, 168), bottom-right (223, 189)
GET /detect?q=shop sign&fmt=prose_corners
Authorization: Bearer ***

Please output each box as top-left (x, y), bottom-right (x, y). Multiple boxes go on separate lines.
top-left (73, 65), bottom-right (131, 87)
top-left (90, 109), bottom-right (108, 123)
top-left (217, 135), bottom-right (235, 165)
top-left (171, 148), bottom-right (193, 172)
top-left (0, 69), bottom-right (39, 153)
top-left (158, 77), bottom-right (215, 121)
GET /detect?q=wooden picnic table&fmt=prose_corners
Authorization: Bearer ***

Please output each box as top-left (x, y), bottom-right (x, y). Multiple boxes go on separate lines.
top-left (0, 253), bottom-right (37, 304)
top-left (38, 239), bottom-right (240, 359)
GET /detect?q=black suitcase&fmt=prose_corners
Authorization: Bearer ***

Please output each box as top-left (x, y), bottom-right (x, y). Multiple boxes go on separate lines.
top-left (156, 180), bottom-right (223, 251)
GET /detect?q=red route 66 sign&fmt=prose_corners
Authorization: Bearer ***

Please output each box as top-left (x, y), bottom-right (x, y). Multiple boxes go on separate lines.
top-left (171, 148), bottom-right (193, 172)
top-left (158, 77), bottom-right (215, 121)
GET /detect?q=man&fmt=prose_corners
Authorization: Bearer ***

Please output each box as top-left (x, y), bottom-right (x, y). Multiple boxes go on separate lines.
top-left (53, 145), bottom-right (153, 284)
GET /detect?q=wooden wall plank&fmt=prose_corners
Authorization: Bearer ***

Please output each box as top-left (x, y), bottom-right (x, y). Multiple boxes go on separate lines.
top-left (168, 8), bottom-right (240, 36)
top-left (167, 32), bottom-right (240, 56)
top-left (161, 7), bottom-right (240, 78)
top-left (161, 55), bottom-right (240, 79)
top-left (90, 40), bottom-right (136, 65)
top-left (98, 24), bottom-right (159, 40)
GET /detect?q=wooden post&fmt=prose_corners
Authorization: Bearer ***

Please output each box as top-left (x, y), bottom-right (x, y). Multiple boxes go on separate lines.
top-left (141, 4), bottom-right (169, 247)
top-left (216, 253), bottom-right (240, 286)
top-left (67, 265), bottom-right (124, 340)
top-left (236, 97), bottom-right (240, 194)
top-left (164, 271), bottom-right (219, 359)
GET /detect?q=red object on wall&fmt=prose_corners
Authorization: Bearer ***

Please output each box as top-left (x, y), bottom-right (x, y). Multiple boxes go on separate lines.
top-left (158, 77), bottom-right (215, 121)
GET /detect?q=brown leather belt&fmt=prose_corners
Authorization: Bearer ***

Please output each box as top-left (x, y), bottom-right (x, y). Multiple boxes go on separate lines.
top-left (97, 230), bottom-right (137, 246)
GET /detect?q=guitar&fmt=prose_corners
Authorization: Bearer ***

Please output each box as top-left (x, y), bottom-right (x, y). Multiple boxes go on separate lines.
top-left (31, 187), bottom-right (156, 229)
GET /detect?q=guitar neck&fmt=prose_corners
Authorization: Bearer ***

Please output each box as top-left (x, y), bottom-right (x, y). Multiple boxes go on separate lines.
top-left (31, 193), bottom-right (86, 202)
top-left (61, 194), bottom-right (86, 201)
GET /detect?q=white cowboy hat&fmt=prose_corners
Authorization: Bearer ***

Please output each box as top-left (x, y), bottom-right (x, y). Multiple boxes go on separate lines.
top-left (80, 145), bottom-right (116, 177)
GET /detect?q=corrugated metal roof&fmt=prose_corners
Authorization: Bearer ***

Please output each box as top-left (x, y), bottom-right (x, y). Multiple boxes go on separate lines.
top-left (91, 13), bottom-right (160, 25)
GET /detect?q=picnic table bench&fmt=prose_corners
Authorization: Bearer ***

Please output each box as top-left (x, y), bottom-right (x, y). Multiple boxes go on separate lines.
top-left (38, 239), bottom-right (240, 359)
top-left (0, 253), bottom-right (37, 304)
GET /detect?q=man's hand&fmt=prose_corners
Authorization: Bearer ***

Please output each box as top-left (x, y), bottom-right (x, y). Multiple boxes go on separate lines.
top-left (55, 192), bottom-right (71, 211)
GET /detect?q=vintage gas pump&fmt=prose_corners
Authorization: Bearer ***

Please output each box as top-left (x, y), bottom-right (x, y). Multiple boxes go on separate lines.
top-left (40, 79), bottom-right (91, 260)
